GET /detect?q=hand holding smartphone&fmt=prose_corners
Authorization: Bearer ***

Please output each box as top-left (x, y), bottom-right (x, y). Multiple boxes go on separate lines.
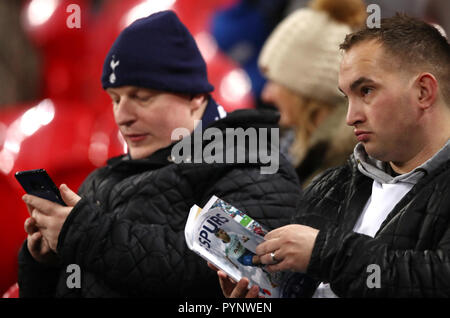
top-left (15, 169), bottom-right (66, 206)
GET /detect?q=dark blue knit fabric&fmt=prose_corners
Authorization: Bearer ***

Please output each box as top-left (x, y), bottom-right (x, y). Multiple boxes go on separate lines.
top-left (101, 10), bottom-right (214, 94)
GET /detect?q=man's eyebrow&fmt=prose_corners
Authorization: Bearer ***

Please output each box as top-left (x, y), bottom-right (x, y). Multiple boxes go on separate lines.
top-left (350, 77), bottom-right (375, 92)
top-left (106, 89), bottom-right (118, 97)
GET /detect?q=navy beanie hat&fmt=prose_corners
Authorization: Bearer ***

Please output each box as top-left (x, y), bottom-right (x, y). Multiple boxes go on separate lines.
top-left (101, 10), bottom-right (214, 94)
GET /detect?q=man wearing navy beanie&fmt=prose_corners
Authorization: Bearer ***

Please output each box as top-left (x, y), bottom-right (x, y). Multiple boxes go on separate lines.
top-left (102, 10), bottom-right (214, 95)
top-left (100, 10), bottom-right (220, 159)
top-left (18, 10), bottom-right (301, 298)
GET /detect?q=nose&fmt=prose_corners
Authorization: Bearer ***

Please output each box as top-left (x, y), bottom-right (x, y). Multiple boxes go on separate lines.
top-left (114, 97), bottom-right (137, 127)
top-left (346, 99), bottom-right (365, 127)
top-left (261, 82), bottom-right (275, 104)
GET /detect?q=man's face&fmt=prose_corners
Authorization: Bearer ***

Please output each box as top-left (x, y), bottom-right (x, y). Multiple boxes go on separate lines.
top-left (107, 86), bottom-right (198, 159)
top-left (339, 40), bottom-right (422, 163)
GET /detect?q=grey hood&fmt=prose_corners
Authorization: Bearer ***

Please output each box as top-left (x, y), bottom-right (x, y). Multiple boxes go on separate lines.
top-left (354, 139), bottom-right (450, 185)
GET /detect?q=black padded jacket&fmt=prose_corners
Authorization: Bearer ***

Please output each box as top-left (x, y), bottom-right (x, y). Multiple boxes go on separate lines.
top-left (18, 109), bottom-right (301, 298)
top-left (295, 154), bottom-right (450, 297)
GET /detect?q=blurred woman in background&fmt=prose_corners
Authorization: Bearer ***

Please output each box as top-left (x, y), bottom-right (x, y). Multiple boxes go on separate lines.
top-left (258, 0), bottom-right (366, 187)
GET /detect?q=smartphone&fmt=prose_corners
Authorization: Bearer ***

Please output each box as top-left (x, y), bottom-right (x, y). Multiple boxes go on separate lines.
top-left (15, 169), bottom-right (66, 206)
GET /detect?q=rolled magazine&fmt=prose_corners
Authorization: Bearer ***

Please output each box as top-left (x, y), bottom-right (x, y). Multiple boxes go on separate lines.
top-left (185, 195), bottom-right (298, 298)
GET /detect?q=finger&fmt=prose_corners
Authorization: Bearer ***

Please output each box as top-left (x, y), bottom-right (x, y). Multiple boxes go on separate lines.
top-left (227, 275), bottom-right (237, 285)
top-left (264, 225), bottom-right (290, 240)
top-left (217, 270), bottom-right (237, 285)
top-left (230, 278), bottom-right (250, 298)
top-left (31, 209), bottom-right (50, 229)
top-left (252, 254), bottom-right (261, 265)
top-left (24, 217), bottom-right (39, 234)
top-left (207, 262), bottom-right (219, 272)
top-left (264, 259), bottom-right (290, 273)
top-left (60, 184), bottom-right (81, 207)
top-left (31, 208), bottom-right (37, 219)
top-left (217, 270), bottom-right (228, 279)
top-left (24, 203), bottom-right (33, 216)
top-left (217, 270), bottom-right (236, 284)
top-left (217, 276), bottom-right (228, 297)
top-left (259, 250), bottom-right (283, 265)
top-left (22, 194), bottom-right (59, 215)
top-left (255, 238), bottom-right (281, 256)
top-left (246, 285), bottom-right (260, 298)
top-left (40, 235), bottom-right (53, 254)
top-left (217, 271), bottom-right (234, 297)
top-left (27, 232), bottom-right (42, 254)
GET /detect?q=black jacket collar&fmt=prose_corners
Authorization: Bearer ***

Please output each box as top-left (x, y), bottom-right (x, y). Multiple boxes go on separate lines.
top-left (107, 104), bottom-right (281, 173)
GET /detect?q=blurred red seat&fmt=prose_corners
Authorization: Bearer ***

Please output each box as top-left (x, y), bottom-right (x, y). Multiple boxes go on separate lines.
top-left (2, 283), bottom-right (19, 298)
top-left (0, 0), bottom-right (253, 297)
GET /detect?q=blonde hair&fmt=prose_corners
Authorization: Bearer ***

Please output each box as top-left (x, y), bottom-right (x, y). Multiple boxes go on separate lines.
top-left (259, 0), bottom-right (365, 169)
top-left (280, 86), bottom-right (335, 166)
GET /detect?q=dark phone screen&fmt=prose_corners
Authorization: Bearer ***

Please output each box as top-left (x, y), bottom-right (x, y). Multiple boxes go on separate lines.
top-left (15, 169), bottom-right (66, 206)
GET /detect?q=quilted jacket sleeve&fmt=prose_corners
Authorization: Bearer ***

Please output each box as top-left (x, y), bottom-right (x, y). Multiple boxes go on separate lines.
top-left (56, 164), bottom-right (301, 297)
top-left (57, 196), bottom-right (199, 297)
top-left (307, 225), bottom-right (450, 297)
top-left (17, 171), bottom-right (100, 298)
top-left (304, 167), bottom-right (450, 297)
top-left (17, 241), bottom-right (61, 297)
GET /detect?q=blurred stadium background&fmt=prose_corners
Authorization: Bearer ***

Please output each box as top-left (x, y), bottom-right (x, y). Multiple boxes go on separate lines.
top-left (0, 0), bottom-right (448, 297)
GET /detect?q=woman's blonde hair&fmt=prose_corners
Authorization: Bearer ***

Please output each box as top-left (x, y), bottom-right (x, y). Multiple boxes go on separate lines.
top-left (280, 86), bottom-right (336, 166)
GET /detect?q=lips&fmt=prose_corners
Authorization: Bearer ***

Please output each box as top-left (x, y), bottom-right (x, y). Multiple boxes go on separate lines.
top-left (354, 130), bottom-right (371, 142)
top-left (124, 133), bottom-right (148, 142)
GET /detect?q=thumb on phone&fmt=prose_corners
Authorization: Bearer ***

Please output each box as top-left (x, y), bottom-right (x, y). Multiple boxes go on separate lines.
top-left (59, 184), bottom-right (81, 207)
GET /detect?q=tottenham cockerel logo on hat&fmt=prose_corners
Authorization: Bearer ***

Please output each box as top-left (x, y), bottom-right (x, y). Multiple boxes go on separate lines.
top-left (109, 55), bottom-right (120, 84)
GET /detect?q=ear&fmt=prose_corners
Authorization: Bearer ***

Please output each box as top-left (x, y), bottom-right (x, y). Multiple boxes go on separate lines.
top-left (414, 73), bottom-right (438, 110)
top-left (189, 94), bottom-right (207, 113)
